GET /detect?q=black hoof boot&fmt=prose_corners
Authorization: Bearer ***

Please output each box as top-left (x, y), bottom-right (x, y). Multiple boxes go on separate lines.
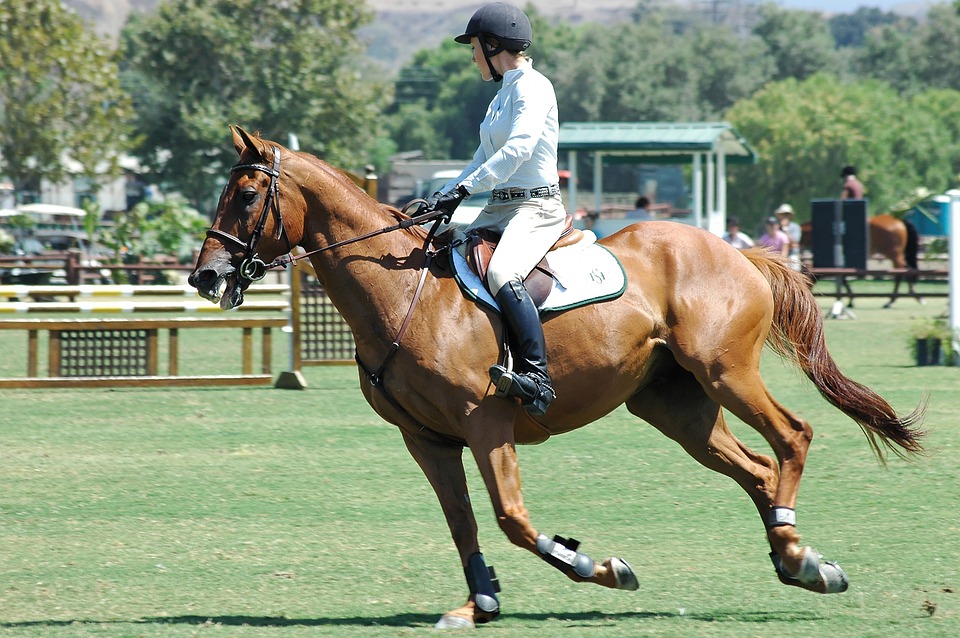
top-left (489, 365), bottom-right (555, 416)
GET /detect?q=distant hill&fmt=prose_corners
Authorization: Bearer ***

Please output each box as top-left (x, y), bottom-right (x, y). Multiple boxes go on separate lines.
top-left (65, 0), bottom-right (932, 72)
top-left (63, 0), bottom-right (643, 70)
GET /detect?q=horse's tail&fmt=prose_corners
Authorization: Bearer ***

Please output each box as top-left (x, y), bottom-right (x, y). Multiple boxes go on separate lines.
top-left (742, 249), bottom-right (926, 461)
top-left (904, 219), bottom-right (920, 270)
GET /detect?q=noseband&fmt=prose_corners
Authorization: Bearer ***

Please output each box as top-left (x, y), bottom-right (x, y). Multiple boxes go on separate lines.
top-left (206, 146), bottom-right (287, 282)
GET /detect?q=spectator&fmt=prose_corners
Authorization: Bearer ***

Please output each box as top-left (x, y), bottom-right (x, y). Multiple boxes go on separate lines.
top-left (757, 216), bottom-right (790, 258)
top-left (722, 216), bottom-right (754, 249)
top-left (625, 195), bottom-right (651, 220)
top-left (774, 203), bottom-right (802, 270)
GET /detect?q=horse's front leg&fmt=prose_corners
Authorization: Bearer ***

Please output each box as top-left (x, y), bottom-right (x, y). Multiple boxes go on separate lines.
top-left (400, 432), bottom-right (500, 629)
top-left (468, 425), bottom-right (639, 592)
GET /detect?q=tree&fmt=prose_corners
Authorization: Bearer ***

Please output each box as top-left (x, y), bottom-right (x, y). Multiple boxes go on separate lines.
top-left (0, 0), bottom-right (132, 199)
top-left (120, 0), bottom-right (388, 211)
top-left (828, 7), bottom-right (906, 48)
top-left (545, 13), bottom-right (772, 123)
top-left (726, 74), bottom-right (960, 232)
top-left (855, 4), bottom-right (960, 94)
top-left (751, 5), bottom-right (838, 83)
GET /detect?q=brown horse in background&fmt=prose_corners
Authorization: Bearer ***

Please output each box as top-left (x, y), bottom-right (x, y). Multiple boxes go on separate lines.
top-left (800, 214), bottom-right (921, 307)
top-left (189, 127), bottom-right (924, 628)
top-left (870, 214), bottom-right (921, 306)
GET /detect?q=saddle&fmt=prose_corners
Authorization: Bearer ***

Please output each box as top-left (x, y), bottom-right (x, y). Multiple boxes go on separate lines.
top-left (466, 216), bottom-right (584, 307)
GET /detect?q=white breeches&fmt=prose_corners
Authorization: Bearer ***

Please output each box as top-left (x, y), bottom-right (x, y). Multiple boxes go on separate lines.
top-left (465, 194), bottom-right (566, 295)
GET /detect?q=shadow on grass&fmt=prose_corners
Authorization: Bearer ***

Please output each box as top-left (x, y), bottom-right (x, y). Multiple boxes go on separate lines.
top-left (0, 609), bottom-right (824, 629)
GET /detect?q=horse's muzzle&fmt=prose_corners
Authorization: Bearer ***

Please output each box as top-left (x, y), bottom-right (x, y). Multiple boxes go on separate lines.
top-left (188, 260), bottom-right (244, 310)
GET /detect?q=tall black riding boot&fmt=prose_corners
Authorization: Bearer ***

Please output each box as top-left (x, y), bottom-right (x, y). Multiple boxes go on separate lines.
top-left (489, 279), bottom-right (555, 416)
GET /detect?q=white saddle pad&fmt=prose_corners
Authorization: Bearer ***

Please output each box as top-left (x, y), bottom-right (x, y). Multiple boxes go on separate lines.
top-left (450, 231), bottom-right (627, 313)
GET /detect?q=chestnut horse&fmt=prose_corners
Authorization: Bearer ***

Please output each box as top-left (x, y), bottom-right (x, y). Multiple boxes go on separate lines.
top-left (801, 214), bottom-right (921, 307)
top-left (870, 214), bottom-right (921, 306)
top-left (189, 127), bottom-right (924, 628)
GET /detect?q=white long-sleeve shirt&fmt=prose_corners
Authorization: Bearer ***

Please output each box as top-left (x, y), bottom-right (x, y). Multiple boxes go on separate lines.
top-left (445, 60), bottom-right (560, 195)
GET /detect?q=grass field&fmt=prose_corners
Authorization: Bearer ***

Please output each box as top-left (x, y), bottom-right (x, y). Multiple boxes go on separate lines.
top-left (1, 293), bottom-right (958, 637)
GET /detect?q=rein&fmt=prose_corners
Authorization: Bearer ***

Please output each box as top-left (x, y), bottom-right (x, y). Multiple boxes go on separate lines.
top-left (264, 199), bottom-right (450, 272)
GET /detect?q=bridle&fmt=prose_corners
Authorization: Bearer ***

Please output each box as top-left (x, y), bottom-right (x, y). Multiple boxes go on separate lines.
top-left (205, 145), bottom-right (287, 283)
top-left (206, 144), bottom-right (453, 283)
top-left (204, 145), bottom-right (465, 444)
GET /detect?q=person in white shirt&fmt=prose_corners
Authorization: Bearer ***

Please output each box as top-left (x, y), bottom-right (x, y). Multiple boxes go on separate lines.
top-left (774, 203), bottom-right (803, 271)
top-left (426, 2), bottom-right (563, 416)
top-left (722, 216), bottom-right (754, 250)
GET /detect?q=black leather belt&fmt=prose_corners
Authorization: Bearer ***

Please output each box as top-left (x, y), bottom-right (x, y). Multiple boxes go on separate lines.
top-left (491, 183), bottom-right (560, 201)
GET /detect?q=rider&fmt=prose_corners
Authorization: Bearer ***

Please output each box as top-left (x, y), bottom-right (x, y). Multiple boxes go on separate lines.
top-left (427, 2), bottom-right (565, 416)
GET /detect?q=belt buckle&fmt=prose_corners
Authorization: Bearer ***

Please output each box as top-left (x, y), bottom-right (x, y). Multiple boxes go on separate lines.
top-left (510, 188), bottom-right (525, 200)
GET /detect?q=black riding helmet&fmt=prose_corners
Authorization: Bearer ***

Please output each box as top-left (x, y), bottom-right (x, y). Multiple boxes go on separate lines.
top-left (454, 2), bottom-right (532, 82)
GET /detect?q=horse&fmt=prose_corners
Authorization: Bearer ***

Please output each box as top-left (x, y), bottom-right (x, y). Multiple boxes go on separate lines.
top-left (189, 127), bottom-right (925, 629)
top-left (869, 214), bottom-right (921, 307)
top-left (800, 215), bottom-right (921, 308)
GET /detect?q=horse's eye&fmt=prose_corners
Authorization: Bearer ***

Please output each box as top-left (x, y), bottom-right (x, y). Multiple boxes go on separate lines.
top-left (241, 189), bottom-right (257, 204)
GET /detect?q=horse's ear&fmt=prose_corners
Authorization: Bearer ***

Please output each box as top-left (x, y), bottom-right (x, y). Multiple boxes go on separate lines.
top-left (231, 125), bottom-right (255, 156)
top-left (231, 125), bottom-right (268, 156)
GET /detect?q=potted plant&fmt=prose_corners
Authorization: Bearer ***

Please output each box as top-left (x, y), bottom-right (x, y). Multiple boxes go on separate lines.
top-left (909, 317), bottom-right (957, 366)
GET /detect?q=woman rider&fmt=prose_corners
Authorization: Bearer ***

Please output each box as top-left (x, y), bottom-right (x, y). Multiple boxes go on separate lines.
top-left (428, 2), bottom-right (565, 416)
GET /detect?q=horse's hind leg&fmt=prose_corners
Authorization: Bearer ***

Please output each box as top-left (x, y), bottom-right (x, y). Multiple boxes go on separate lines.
top-left (626, 367), bottom-right (780, 532)
top-left (627, 363), bottom-right (848, 594)
top-left (701, 363), bottom-right (848, 594)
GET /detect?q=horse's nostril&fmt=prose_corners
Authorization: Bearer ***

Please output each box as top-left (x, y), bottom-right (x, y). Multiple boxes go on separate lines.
top-left (188, 268), bottom-right (215, 289)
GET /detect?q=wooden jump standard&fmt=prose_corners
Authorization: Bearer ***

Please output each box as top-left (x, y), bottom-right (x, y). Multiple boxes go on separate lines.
top-left (0, 316), bottom-right (287, 388)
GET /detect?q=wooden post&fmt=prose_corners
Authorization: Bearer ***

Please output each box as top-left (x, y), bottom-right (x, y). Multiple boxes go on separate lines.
top-left (261, 327), bottom-right (272, 374)
top-left (27, 330), bottom-right (38, 377)
top-left (49, 330), bottom-right (61, 376)
top-left (242, 327), bottom-right (253, 375)
top-left (275, 265), bottom-right (307, 389)
top-left (146, 329), bottom-right (159, 375)
top-left (291, 266), bottom-right (302, 371)
top-left (168, 328), bottom-right (179, 376)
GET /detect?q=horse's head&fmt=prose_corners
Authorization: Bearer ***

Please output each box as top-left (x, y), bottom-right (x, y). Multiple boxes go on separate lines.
top-left (189, 125), bottom-right (294, 310)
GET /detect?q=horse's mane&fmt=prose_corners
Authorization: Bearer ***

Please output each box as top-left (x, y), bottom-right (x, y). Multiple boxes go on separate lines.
top-left (278, 143), bottom-right (427, 238)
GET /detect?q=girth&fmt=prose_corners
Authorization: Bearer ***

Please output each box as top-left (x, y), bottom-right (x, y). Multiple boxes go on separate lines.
top-left (466, 215), bottom-right (583, 307)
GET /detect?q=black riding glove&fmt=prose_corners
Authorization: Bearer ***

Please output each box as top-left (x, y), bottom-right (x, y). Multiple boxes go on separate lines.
top-left (428, 184), bottom-right (470, 222)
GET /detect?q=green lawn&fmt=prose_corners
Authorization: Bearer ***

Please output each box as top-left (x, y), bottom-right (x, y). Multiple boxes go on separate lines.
top-left (0, 295), bottom-right (957, 637)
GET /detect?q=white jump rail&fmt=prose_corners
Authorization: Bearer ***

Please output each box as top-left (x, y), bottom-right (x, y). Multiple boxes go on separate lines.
top-left (0, 283), bottom-right (288, 300)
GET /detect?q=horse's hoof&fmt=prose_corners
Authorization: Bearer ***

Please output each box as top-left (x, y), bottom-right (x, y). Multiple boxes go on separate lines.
top-left (771, 547), bottom-right (849, 594)
top-left (609, 557), bottom-right (639, 591)
top-left (435, 614), bottom-right (475, 629)
top-left (818, 559), bottom-right (849, 593)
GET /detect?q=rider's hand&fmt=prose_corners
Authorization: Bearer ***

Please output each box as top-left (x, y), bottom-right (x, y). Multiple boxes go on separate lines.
top-left (430, 185), bottom-right (470, 222)
top-left (424, 191), bottom-right (443, 211)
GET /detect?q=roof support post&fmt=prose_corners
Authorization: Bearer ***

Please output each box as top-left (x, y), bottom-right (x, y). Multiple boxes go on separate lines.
top-left (567, 149), bottom-right (578, 217)
top-left (593, 151), bottom-right (604, 217)
top-left (708, 149), bottom-right (727, 236)
top-left (706, 152), bottom-right (715, 230)
top-left (692, 153), bottom-right (703, 229)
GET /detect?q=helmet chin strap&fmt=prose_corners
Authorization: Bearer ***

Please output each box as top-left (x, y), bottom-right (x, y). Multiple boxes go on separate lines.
top-left (481, 39), bottom-right (505, 82)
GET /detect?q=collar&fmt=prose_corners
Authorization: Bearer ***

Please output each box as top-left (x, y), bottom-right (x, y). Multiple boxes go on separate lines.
top-left (500, 59), bottom-right (531, 86)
